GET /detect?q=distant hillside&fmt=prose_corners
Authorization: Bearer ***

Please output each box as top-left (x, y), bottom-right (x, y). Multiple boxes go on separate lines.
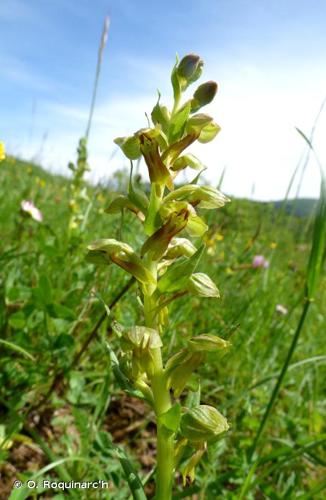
top-left (3, 157), bottom-right (318, 219)
top-left (273, 198), bottom-right (318, 217)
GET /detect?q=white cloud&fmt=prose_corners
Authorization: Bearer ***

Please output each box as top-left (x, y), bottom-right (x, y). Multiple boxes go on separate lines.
top-left (6, 56), bottom-right (325, 200)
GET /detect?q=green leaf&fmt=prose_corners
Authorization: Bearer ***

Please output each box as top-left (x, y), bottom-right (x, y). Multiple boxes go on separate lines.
top-left (0, 339), bottom-right (35, 360)
top-left (34, 275), bottom-right (52, 306)
top-left (95, 431), bottom-right (147, 500)
top-left (128, 163), bottom-right (149, 215)
top-left (168, 101), bottom-right (191, 143)
top-left (144, 183), bottom-right (163, 235)
top-left (158, 245), bottom-right (205, 293)
top-left (160, 403), bottom-right (181, 433)
top-left (8, 311), bottom-right (25, 329)
top-left (151, 92), bottom-right (170, 134)
top-left (47, 303), bottom-right (77, 320)
top-left (306, 175), bottom-right (326, 299)
top-left (171, 55), bottom-right (181, 102)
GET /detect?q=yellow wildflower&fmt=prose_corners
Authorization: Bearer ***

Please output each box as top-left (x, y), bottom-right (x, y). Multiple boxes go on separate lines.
top-left (97, 193), bottom-right (106, 204)
top-left (36, 178), bottom-right (46, 188)
top-left (0, 142), bottom-right (5, 161)
top-left (270, 242), bottom-right (277, 249)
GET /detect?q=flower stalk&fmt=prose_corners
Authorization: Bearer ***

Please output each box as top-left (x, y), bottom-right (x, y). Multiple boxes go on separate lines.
top-left (87, 53), bottom-right (230, 499)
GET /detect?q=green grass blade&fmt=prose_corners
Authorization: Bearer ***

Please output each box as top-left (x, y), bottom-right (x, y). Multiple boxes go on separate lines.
top-left (0, 339), bottom-right (35, 360)
top-left (249, 172), bottom-right (326, 461)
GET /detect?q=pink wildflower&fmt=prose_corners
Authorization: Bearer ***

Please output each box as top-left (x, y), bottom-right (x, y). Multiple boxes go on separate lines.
top-left (252, 255), bottom-right (269, 269)
top-left (21, 200), bottom-right (43, 222)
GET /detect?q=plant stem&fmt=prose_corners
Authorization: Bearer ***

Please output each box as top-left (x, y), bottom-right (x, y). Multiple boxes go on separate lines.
top-left (143, 261), bottom-right (174, 499)
top-left (152, 368), bottom-right (174, 500)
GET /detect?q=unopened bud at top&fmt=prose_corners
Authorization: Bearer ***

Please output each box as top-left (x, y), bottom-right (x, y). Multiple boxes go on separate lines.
top-left (177, 54), bottom-right (203, 88)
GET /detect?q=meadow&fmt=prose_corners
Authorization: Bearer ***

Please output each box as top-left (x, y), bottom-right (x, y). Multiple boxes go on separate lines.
top-left (0, 144), bottom-right (325, 498)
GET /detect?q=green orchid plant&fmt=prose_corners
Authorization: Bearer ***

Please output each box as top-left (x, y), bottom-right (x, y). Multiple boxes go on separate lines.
top-left (67, 138), bottom-right (91, 235)
top-left (87, 54), bottom-right (230, 499)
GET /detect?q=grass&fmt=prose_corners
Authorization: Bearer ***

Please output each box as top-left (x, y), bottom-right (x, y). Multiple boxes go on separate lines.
top-left (0, 155), bottom-right (325, 499)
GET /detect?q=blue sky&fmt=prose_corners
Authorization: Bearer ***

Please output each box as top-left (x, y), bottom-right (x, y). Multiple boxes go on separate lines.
top-left (1, 0), bottom-right (326, 199)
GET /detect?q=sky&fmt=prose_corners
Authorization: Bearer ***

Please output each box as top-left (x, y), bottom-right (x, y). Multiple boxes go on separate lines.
top-left (1, 0), bottom-right (326, 200)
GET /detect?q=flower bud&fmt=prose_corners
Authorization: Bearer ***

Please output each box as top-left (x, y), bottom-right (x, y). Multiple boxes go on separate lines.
top-left (191, 81), bottom-right (218, 112)
top-left (188, 333), bottom-right (230, 352)
top-left (180, 405), bottom-right (229, 443)
top-left (177, 54), bottom-right (202, 81)
top-left (188, 273), bottom-right (220, 298)
top-left (177, 54), bottom-right (203, 92)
